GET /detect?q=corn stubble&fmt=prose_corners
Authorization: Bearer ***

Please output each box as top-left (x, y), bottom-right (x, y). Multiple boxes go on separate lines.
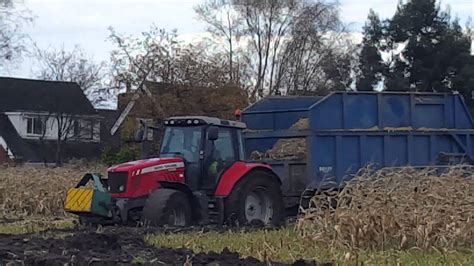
top-left (1, 161), bottom-right (473, 255)
top-left (0, 164), bottom-right (105, 219)
top-left (298, 166), bottom-right (474, 251)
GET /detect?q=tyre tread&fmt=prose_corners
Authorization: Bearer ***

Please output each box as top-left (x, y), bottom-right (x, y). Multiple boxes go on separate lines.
top-left (141, 189), bottom-right (191, 226)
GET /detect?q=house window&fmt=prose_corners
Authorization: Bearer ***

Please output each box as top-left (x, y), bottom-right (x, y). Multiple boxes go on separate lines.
top-left (26, 117), bottom-right (44, 135)
top-left (73, 120), bottom-right (80, 137)
top-left (68, 119), bottom-right (99, 141)
top-left (79, 120), bottom-right (93, 140)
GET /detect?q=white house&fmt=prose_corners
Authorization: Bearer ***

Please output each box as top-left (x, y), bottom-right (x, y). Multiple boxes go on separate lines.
top-left (0, 77), bottom-right (103, 163)
top-left (4, 111), bottom-right (100, 142)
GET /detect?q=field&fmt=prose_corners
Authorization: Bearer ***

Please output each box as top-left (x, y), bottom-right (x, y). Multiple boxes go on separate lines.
top-left (0, 164), bottom-right (473, 265)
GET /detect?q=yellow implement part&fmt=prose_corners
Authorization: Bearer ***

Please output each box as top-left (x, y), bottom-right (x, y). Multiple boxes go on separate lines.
top-left (64, 188), bottom-right (94, 212)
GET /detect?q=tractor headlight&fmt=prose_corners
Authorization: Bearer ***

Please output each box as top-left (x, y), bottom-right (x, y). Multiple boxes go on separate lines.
top-left (119, 185), bottom-right (124, 192)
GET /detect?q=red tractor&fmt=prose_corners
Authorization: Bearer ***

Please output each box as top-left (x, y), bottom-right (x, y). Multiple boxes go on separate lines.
top-left (65, 116), bottom-right (284, 227)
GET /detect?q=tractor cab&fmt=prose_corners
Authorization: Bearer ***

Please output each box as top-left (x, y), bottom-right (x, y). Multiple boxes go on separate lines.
top-left (158, 116), bottom-right (246, 191)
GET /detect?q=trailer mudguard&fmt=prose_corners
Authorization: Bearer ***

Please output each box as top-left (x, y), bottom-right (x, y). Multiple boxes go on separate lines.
top-left (214, 161), bottom-right (276, 197)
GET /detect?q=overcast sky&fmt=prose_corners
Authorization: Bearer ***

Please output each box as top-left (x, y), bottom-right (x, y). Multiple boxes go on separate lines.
top-left (3, 0), bottom-right (473, 78)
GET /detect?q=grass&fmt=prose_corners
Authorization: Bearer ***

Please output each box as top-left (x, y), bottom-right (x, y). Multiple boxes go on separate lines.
top-left (1, 219), bottom-right (472, 265)
top-left (0, 218), bottom-right (75, 234)
top-left (145, 226), bottom-right (474, 265)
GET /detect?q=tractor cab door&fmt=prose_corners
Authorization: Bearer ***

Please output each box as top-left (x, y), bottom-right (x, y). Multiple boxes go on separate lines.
top-left (201, 126), bottom-right (239, 191)
top-left (160, 126), bottom-right (203, 191)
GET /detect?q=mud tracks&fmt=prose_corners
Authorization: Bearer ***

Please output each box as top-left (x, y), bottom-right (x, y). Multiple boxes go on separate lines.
top-left (0, 227), bottom-right (329, 265)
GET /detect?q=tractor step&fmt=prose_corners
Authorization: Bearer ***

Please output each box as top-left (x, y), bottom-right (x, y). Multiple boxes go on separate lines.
top-left (193, 191), bottom-right (224, 225)
top-left (207, 197), bottom-right (224, 225)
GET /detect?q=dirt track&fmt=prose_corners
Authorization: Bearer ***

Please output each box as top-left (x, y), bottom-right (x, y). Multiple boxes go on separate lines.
top-left (0, 227), bottom-right (330, 266)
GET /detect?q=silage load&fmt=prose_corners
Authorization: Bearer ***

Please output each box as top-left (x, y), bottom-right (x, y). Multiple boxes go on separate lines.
top-left (251, 118), bottom-right (309, 161)
top-left (298, 166), bottom-right (474, 250)
top-left (0, 164), bottom-right (106, 219)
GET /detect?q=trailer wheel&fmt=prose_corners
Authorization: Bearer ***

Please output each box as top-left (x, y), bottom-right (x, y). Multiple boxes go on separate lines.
top-left (225, 170), bottom-right (284, 226)
top-left (141, 189), bottom-right (192, 227)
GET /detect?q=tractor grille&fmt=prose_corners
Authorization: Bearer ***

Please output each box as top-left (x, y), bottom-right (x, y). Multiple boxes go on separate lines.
top-left (107, 172), bottom-right (128, 193)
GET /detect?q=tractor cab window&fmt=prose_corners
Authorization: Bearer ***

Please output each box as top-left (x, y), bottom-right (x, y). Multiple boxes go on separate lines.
top-left (213, 128), bottom-right (236, 162)
top-left (202, 127), bottom-right (238, 190)
top-left (160, 126), bottom-right (202, 163)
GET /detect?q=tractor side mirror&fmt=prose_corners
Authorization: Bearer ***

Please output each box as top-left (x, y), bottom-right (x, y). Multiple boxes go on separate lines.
top-left (207, 126), bottom-right (219, 141)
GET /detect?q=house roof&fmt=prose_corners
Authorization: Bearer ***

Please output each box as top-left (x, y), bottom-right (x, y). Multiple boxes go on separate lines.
top-left (0, 77), bottom-right (96, 115)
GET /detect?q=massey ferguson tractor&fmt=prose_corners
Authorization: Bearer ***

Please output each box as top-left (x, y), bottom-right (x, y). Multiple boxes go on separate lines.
top-left (65, 116), bottom-right (285, 227)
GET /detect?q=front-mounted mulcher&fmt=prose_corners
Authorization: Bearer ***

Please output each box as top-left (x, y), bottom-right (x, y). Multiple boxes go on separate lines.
top-left (64, 173), bottom-right (117, 225)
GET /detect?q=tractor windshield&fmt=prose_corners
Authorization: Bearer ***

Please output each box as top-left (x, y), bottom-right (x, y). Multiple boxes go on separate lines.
top-left (159, 126), bottom-right (203, 163)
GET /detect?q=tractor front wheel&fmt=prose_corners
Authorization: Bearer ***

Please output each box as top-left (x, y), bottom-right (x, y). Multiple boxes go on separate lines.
top-left (141, 189), bottom-right (192, 227)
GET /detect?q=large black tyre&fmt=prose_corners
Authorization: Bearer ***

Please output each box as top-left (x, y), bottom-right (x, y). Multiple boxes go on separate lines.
top-left (141, 189), bottom-right (192, 227)
top-left (224, 170), bottom-right (284, 226)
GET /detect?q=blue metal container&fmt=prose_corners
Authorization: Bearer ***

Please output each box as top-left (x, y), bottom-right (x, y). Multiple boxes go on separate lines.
top-left (242, 92), bottom-right (474, 191)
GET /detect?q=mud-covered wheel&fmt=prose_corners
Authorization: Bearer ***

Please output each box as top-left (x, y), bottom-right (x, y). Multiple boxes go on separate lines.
top-left (141, 189), bottom-right (192, 227)
top-left (225, 170), bottom-right (284, 226)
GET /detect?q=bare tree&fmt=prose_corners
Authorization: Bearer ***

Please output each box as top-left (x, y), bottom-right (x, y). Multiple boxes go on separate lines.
top-left (277, 5), bottom-right (357, 96)
top-left (108, 26), bottom-right (175, 93)
top-left (107, 25), bottom-right (174, 135)
top-left (52, 112), bottom-right (77, 166)
top-left (32, 101), bottom-right (80, 166)
top-left (0, 0), bottom-right (33, 70)
top-left (109, 25), bottom-right (243, 90)
top-left (34, 44), bottom-right (108, 106)
top-left (195, 0), bottom-right (243, 82)
top-left (232, 0), bottom-right (303, 98)
top-left (34, 44), bottom-right (107, 165)
top-left (173, 40), bottom-right (250, 88)
top-left (195, 0), bottom-right (346, 99)
top-left (108, 25), bottom-right (251, 138)
top-left (37, 110), bottom-right (77, 166)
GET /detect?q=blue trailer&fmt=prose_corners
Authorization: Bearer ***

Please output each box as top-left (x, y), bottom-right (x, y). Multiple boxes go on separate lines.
top-left (241, 92), bottom-right (474, 204)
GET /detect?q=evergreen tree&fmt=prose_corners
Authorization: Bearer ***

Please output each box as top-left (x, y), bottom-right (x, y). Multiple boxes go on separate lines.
top-left (356, 9), bottom-right (385, 91)
top-left (441, 21), bottom-right (473, 100)
top-left (385, 0), bottom-right (472, 92)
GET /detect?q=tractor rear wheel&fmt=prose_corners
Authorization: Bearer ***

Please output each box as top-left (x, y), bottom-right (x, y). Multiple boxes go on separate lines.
top-left (141, 189), bottom-right (192, 227)
top-left (225, 170), bottom-right (284, 226)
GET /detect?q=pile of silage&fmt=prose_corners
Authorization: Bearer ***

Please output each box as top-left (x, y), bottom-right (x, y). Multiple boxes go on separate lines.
top-left (250, 118), bottom-right (309, 161)
top-left (297, 166), bottom-right (474, 250)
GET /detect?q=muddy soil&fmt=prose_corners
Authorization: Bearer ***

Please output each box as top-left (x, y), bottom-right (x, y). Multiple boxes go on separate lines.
top-left (0, 227), bottom-right (330, 266)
